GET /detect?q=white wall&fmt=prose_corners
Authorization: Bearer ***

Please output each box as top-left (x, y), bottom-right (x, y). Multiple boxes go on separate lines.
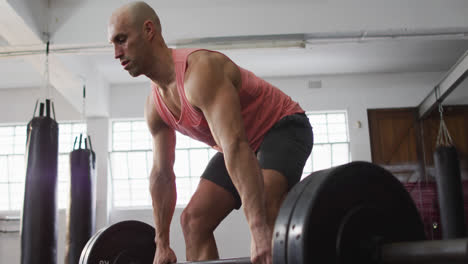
top-left (2, 70), bottom-right (468, 263)
top-left (0, 86), bottom-right (82, 124)
top-left (110, 82), bottom-right (152, 119)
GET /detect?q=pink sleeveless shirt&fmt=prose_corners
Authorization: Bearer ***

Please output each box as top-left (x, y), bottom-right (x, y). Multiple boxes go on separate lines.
top-left (151, 48), bottom-right (304, 152)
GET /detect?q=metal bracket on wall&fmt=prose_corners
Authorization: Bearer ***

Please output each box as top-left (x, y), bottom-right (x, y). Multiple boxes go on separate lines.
top-left (0, 216), bottom-right (20, 234)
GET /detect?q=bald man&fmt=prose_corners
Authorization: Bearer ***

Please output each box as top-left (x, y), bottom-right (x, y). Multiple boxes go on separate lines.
top-left (108, 2), bottom-right (313, 264)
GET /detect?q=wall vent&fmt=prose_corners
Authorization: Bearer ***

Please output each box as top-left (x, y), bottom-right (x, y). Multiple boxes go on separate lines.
top-left (308, 80), bottom-right (322, 89)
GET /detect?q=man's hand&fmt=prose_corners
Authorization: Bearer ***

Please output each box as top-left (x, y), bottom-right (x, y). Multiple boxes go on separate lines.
top-left (153, 245), bottom-right (177, 264)
top-left (250, 224), bottom-right (273, 264)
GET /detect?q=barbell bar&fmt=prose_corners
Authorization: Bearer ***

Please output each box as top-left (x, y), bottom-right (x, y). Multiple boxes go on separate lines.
top-left (381, 238), bottom-right (468, 264)
top-left (79, 161), bottom-right (468, 264)
top-left (179, 257), bottom-right (251, 263)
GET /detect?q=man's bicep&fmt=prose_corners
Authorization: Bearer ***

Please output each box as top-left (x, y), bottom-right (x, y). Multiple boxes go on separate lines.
top-left (151, 125), bottom-right (176, 173)
top-left (202, 81), bottom-right (248, 151)
top-left (144, 94), bottom-right (176, 173)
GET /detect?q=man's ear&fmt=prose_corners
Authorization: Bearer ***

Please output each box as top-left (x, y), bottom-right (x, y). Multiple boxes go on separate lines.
top-left (143, 20), bottom-right (155, 40)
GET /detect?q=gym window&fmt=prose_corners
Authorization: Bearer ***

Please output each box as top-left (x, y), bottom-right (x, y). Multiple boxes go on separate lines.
top-left (110, 120), bottom-right (216, 208)
top-left (0, 125), bottom-right (27, 211)
top-left (0, 122), bottom-right (86, 212)
top-left (302, 111), bottom-right (350, 178)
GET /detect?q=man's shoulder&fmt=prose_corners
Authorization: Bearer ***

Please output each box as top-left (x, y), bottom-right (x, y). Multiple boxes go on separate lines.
top-left (185, 50), bottom-right (222, 85)
top-left (182, 50), bottom-right (230, 109)
top-left (184, 49), bottom-right (240, 92)
top-left (187, 49), bottom-right (229, 67)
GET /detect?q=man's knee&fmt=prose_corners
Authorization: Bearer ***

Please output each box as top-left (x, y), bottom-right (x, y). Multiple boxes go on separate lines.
top-left (263, 169), bottom-right (289, 219)
top-left (180, 205), bottom-right (210, 238)
top-left (180, 206), bottom-right (196, 236)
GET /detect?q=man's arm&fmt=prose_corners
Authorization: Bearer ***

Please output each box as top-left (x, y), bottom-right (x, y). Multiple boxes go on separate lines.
top-left (144, 95), bottom-right (177, 258)
top-left (185, 52), bottom-right (271, 263)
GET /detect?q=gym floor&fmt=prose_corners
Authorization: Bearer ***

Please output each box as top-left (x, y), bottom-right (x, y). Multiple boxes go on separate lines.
top-left (1, 1), bottom-right (468, 263)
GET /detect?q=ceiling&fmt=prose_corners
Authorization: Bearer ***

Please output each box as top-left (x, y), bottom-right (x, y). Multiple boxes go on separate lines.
top-left (0, 0), bottom-right (467, 116)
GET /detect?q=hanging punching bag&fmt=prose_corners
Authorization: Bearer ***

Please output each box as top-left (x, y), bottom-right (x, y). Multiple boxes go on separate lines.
top-left (65, 134), bottom-right (96, 264)
top-left (21, 99), bottom-right (59, 264)
top-left (434, 146), bottom-right (466, 239)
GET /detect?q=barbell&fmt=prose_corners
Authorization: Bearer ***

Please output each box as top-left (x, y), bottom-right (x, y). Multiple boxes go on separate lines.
top-left (79, 161), bottom-right (468, 264)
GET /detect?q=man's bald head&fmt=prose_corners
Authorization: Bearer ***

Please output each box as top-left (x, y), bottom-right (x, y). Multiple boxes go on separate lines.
top-left (108, 2), bottom-right (168, 78)
top-left (110, 1), bottom-right (161, 33)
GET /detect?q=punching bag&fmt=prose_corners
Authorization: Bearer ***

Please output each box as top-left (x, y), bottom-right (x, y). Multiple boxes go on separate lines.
top-left (434, 146), bottom-right (466, 239)
top-left (65, 134), bottom-right (96, 264)
top-left (21, 99), bottom-right (59, 264)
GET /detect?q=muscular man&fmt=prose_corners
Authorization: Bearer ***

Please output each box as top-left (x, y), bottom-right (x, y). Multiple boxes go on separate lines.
top-left (108, 2), bottom-right (313, 264)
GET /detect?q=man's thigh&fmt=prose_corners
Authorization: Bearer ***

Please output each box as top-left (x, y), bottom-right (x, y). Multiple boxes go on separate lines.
top-left (200, 113), bottom-right (313, 208)
top-left (201, 152), bottom-right (242, 209)
top-left (257, 113), bottom-right (314, 190)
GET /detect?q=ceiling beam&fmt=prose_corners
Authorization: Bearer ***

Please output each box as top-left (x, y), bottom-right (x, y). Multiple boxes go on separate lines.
top-left (0, 0), bottom-right (108, 117)
top-left (5, 0), bottom-right (48, 42)
top-left (418, 50), bottom-right (468, 119)
top-left (0, 0), bottom-right (43, 45)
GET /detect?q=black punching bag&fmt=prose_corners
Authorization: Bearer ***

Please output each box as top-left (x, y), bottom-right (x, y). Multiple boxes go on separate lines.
top-left (65, 134), bottom-right (96, 264)
top-left (21, 99), bottom-right (59, 264)
top-left (434, 146), bottom-right (466, 239)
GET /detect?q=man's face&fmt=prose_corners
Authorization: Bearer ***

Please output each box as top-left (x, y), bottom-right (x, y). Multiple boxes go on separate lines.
top-left (108, 13), bottom-right (145, 77)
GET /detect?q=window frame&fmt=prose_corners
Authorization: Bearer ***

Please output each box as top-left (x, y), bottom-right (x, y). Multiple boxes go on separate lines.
top-left (109, 119), bottom-right (216, 209)
top-left (301, 110), bottom-right (351, 177)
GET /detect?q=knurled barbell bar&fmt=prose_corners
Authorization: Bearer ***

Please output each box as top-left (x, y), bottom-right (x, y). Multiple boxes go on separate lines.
top-left (79, 161), bottom-right (468, 264)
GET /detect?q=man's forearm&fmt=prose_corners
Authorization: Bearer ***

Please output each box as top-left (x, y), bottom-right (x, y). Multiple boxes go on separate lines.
top-left (150, 169), bottom-right (177, 246)
top-left (224, 141), bottom-right (268, 230)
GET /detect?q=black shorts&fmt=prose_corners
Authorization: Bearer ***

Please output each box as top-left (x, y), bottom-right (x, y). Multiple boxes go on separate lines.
top-left (201, 113), bottom-right (314, 209)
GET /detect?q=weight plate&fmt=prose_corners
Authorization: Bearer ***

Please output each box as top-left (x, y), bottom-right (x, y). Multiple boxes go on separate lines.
top-left (336, 205), bottom-right (389, 263)
top-left (286, 161), bottom-right (426, 264)
top-left (79, 220), bottom-right (156, 264)
top-left (79, 228), bottom-right (104, 264)
top-left (272, 169), bottom-right (331, 264)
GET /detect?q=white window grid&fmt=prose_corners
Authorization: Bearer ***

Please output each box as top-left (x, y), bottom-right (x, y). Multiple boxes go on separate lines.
top-left (110, 120), bottom-right (216, 207)
top-left (0, 125), bottom-right (27, 211)
top-left (302, 111), bottom-right (351, 177)
top-left (0, 122), bottom-right (86, 212)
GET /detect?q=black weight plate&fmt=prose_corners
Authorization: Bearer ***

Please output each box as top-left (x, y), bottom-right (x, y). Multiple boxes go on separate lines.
top-left (272, 173), bottom-right (310, 264)
top-left (79, 228), bottom-right (105, 263)
top-left (272, 169), bottom-right (331, 264)
top-left (79, 220), bottom-right (156, 264)
top-left (286, 161), bottom-right (426, 264)
top-left (335, 205), bottom-right (389, 263)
